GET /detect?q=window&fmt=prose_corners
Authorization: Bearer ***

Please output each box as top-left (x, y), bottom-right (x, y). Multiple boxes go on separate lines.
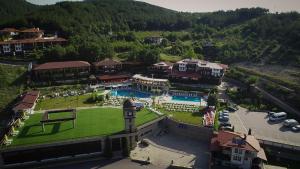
top-left (15, 44), bottom-right (22, 52)
top-left (234, 148), bottom-right (238, 153)
top-left (3, 44), bottom-right (11, 53)
top-left (233, 155), bottom-right (242, 161)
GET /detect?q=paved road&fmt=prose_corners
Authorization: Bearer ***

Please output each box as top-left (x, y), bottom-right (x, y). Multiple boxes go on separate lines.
top-left (230, 106), bottom-right (300, 146)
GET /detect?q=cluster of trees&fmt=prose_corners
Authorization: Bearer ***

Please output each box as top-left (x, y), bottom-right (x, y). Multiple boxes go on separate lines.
top-left (0, 0), bottom-right (299, 66)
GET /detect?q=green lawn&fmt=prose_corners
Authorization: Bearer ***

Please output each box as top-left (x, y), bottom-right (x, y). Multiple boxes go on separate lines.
top-left (160, 53), bottom-right (182, 62)
top-left (8, 107), bottom-right (159, 147)
top-left (35, 94), bottom-right (95, 110)
top-left (159, 109), bottom-right (203, 126)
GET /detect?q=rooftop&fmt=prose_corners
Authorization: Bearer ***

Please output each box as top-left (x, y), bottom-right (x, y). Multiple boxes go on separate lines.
top-left (211, 130), bottom-right (267, 161)
top-left (0, 37), bottom-right (67, 45)
top-left (133, 74), bottom-right (169, 82)
top-left (93, 58), bottom-right (122, 67)
top-left (33, 61), bottom-right (90, 70)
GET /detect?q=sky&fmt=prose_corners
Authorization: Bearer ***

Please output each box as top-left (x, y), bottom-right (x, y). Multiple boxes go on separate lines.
top-left (26, 0), bottom-right (300, 13)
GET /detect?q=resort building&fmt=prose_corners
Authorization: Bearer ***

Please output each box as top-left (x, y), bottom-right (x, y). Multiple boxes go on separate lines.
top-left (144, 36), bottom-right (164, 45)
top-left (93, 58), bottom-right (122, 74)
top-left (148, 61), bottom-right (172, 78)
top-left (0, 27), bottom-right (67, 56)
top-left (32, 61), bottom-right (91, 83)
top-left (12, 91), bottom-right (40, 115)
top-left (169, 59), bottom-right (226, 85)
top-left (210, 130), bottom-right (267, 169)
top-left (132, 74), bottom-right (169, 93)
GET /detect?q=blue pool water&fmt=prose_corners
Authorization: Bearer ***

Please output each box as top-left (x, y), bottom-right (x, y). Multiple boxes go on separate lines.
top-left (110, 89), bottom-right (151, 98)
top-left (172, 95), bottom-right (201, 102)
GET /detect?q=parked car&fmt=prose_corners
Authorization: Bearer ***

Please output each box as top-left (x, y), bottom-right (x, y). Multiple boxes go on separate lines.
top-left (227, 106), bottom-right (238, 112)
top-left (220, 121), bottom-right (231, 127)
top-left (267, 111), bottom-right (276, 116)
top-left (283, 119), bottom-right (299, 127)
top-left (219, 116), bottom-right (229, 122)
top-left (220, 112), bottom-right (229, 117)
top-left (291, 125), bottom-right (300, 132)
top-left (220, 125), bottom-right (234, 131)
top-left (269, 112), bottom-right (287, 122)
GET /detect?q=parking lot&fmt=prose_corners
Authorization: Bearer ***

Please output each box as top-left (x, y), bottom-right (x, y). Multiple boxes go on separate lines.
top-left (229, 106), bottom-right (300, 146)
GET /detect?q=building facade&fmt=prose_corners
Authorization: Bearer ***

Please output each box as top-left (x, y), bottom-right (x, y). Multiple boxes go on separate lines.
top-left (0, 28), bottom-right (67, 56)
top-left (169, 59), bottom-right (226, 85)
top-left (132, 74), bottom-right (169, 93)
top-left (148, 61), bottom-right (172, 78)
top-left (210, 130), bottom-right (267, 169)
top-left (32, 61), bottom-right (91, 83)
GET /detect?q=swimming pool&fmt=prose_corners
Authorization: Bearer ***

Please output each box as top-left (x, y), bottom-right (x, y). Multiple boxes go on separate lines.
top-left (172, 95), bottom-right (201, 102)
top-left (110, 89), bottom-right (151, 98)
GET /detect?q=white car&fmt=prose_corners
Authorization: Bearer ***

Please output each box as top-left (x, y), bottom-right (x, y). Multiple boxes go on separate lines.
top-left (269, 112), bottom-right (287, 122)
top-left (283, 119), bottom-right (299, 127)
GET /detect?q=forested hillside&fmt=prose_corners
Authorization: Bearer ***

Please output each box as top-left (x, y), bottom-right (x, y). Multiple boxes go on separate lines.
top-left (0, 0), bottom-right (299, 66)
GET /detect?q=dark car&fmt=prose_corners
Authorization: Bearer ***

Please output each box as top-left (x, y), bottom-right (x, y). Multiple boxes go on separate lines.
top-left (220, 121), bottom-right (231, 127)
top-left (219, 116), bottom-right (229, 122)
top-left (227, 106), bottom-right (238, 112)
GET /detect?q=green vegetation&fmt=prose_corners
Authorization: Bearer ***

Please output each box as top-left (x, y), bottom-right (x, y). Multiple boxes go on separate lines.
top-left (35, 94), bottom-right (96, 110)
top-left (8, 107), bottom-right (159, 147)
top-left (0, 65), bottom-right (27, 118)
top-left (159, 109), bottom-right (203, 126)
top-left (1, 1), bottom-right (299, 66)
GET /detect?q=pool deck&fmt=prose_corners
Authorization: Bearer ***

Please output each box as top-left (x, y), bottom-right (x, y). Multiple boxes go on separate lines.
top-left (158, 96), bottom-right (207, 106)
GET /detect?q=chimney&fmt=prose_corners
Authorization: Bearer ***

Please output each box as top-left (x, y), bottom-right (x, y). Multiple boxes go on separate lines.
top-left (243, 134), bottom-right (247, 140)
top-left (248, 128), bottom-right (252, 135)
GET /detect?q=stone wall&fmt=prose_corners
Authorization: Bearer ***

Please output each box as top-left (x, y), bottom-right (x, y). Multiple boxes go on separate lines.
top-left (166, 118), bottom-right (213, 143)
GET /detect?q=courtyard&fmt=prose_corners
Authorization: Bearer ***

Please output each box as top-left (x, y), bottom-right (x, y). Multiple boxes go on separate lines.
top-left (8, 107), bottom-right (160, 147)
top-left (131, 133), bottom-right (210, 169)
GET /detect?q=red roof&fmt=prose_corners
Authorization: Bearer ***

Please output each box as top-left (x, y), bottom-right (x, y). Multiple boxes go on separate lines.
top-left (170, 71), bottom-right (201, 79)
top-left (13, 91), bottom-right (40, 112)
top-left (33, 61), bottom-right (90, 70)
top-left (0, 28), bottom-right (19, 32)
top-left (20, 28), bottom-right (43, 33)
top-left (98, 74), bottom-right (131, 81)
top-left (0, 37), bottom-right (67, 45)
top-left (211, 131), bottom-right (258, 152)
top-left (218, 63), bottom-right (229, 69)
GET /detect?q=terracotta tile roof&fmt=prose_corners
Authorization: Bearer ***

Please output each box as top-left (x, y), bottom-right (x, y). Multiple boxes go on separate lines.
top-left (211, 131), bottom-right (262, 153)
top-left (19, 28), bottom-right (43, 33)
top-left (0, 28), bottom-right (19, 32)
top-left (97, 74), bottom-right (131, 81)
top-left (218, 63), bottom-right (229, 69)
top-left (13, 91), bottom-right (40, 112)
top-left (33, 61), bottom-right (90, 70)
top-left (93, 58), bottom-right (121, 67)
top-left (0, 37), bottom-right (67, 45)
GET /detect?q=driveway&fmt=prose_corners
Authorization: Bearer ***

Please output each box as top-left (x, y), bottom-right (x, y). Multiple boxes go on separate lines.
top-left (230, 106), bottom-right (300, 146)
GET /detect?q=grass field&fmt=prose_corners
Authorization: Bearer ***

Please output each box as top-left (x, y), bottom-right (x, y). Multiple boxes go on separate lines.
top-left (35, 94), bottom-right (95, 110)
top-left (9, 107), bottom-right (159, 147)
top-left (159, 109), bottom-right (203, 126)
top-left (160, 53), bottom-right (182, 62)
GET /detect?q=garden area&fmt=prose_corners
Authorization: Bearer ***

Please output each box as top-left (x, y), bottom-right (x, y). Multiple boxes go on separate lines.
top-left (159, 108), bottom-right (204, 126)
top-left (6, 107), bottom-right (160, 147)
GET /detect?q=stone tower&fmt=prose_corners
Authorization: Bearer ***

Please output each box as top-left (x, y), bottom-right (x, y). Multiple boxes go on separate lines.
top-left (123, 98), bottom-right (137, 149)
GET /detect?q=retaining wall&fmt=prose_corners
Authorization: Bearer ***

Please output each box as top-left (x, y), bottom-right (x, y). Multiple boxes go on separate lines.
top-left (166, 118), bottom-right (213, 143)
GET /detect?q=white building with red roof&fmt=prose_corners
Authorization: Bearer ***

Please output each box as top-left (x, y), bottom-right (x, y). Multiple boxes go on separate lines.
top-left (210, 130), bottom-right (267, 169)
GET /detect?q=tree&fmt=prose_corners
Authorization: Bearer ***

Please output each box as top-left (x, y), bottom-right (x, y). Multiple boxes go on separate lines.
top-left (207, 94), bottom-right (218, 107)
